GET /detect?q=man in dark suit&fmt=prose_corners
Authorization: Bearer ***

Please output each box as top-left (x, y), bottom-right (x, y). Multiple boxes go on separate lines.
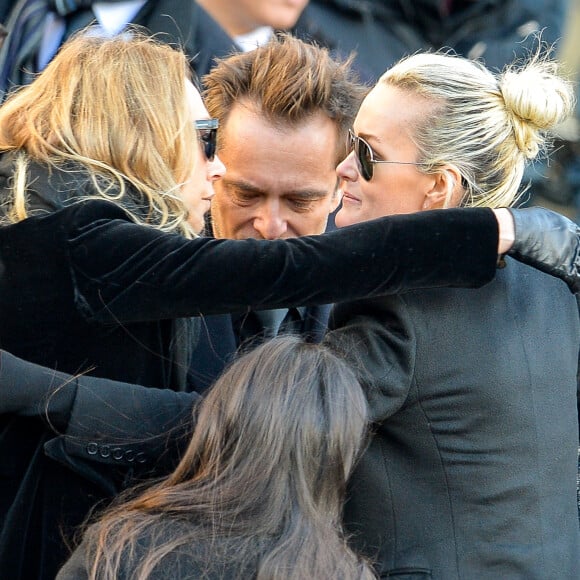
top-left (187, 34), bottom-right (367, 392)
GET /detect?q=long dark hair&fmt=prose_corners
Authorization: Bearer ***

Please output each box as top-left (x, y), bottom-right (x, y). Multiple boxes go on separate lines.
top-left (81, 336), bottom-right (375, 579)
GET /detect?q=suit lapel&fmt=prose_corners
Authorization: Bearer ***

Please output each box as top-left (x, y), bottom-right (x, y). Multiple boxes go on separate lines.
top-left (188, 313), bottom-right (238, 393)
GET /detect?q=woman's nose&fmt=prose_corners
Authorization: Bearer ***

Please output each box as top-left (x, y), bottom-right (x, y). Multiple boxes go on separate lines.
top-left (336, 150), bottom-right (359, 182)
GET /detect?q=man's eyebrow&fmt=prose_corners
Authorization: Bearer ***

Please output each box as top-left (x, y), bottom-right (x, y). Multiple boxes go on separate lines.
top-left (223, 178), bottom-right (330, 199)
top-left (286, 189), bottom-right (331, 200)
top-left (222, 178), bottom-right (265, 195)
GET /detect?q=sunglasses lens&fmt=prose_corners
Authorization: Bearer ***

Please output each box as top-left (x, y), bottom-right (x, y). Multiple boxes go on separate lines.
top-left (348, 131), bottom-right (373, 181)
top-left (357, 138), bottom-right (373, 181)
top-left (199, 129), bottom-right (216, 161)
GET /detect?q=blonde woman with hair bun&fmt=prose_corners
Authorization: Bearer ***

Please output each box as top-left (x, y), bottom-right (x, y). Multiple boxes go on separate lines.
top-left (337, 50), bottom-right (574, 217)
top-left (329, 50), bottom-right (580, 578)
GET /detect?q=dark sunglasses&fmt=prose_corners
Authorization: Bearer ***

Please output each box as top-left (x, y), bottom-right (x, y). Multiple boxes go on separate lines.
top-left (347, 129), bottom-right (420, 181)
top-left (195, 118), bottom-right (219, 161)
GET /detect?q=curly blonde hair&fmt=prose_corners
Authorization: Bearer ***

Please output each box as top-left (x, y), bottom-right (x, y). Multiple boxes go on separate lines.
top-left (0, 29), bottom-right (200, 236)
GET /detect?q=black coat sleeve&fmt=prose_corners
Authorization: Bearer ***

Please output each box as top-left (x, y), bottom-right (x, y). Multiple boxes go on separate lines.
top-left (43, 378), bottom-right (196, 494)
top-left (0, 350), bottom-right (78, 429)
top-left (48, 376), bottom-right (196, 472)
top-left (0, 348), bottom-right (197, 490)
top-left (65, 201), bottom-right (498, 323)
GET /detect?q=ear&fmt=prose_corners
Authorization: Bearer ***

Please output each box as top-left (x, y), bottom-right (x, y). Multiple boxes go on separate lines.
top-left (422, 165), bottom-right (464, 210)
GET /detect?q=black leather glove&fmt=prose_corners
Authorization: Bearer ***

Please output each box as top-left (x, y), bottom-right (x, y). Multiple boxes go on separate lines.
top-left (508, 207), bottom-right (580, 293)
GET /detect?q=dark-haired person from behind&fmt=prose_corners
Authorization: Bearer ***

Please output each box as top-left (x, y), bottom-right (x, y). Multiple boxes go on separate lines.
top-left (57, 336), bottom-right (375, 579)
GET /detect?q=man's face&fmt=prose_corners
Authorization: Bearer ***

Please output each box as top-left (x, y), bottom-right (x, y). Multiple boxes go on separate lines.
top-left (210, 102), bottom-right (340, 240)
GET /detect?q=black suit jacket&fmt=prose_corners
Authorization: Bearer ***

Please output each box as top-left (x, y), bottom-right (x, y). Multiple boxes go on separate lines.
top-left (132, 0), bottom-right (237, 79)
top-left (324, 258), bottom-right (580, 579)
top-left (0, 0), bottom-right (237, 87)
top-left (189, 306), bottom-right (331, 393)
top-left (0, 350), bottom-right (197, 579)
top-left (187, 217), bottom-right (331, 393)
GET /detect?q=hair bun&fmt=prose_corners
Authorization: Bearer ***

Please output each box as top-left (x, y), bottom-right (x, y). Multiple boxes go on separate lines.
top-left (500, 60), bottom-right (574, 159)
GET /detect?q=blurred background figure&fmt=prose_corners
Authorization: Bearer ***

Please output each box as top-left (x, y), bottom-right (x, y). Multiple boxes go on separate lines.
top-left (529, 0), bottom-right (580, 221)
top-left (197, 0), bottom-right (309, 51)
top-left (0, 0), bottom-right (237, 100)
top-left (298, 0), bottom-right (569, 82)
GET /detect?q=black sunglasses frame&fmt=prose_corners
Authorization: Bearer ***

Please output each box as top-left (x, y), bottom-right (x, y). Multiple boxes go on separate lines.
top-left (195, 118), bottom-right (219, 162)
top-left (347, 129), bottom-right (420, 181)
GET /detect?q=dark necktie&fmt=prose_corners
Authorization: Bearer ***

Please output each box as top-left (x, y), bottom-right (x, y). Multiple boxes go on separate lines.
top-left (0, 0), bottom-right (127, 101)
top-left (278, 307), bottom-right (303, 335)
top-left (234, 307), bottom-right (303, 349)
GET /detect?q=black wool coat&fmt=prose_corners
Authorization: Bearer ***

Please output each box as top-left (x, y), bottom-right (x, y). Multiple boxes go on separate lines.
top-left (325, 258), bottom-right (580, 579)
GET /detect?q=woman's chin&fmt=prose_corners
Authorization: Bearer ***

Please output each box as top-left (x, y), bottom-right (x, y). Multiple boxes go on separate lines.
top-left (335, 207), bottom-right (361, 228)
top-left (187, 213), bottom-right (205, 235)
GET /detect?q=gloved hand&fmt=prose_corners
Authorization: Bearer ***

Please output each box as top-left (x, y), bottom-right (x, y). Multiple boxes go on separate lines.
top-left (508, 207), bottom-right (580, 293)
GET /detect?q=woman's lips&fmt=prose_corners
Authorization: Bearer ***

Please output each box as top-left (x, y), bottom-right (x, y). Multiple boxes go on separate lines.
top-left (341, 190), bottom-right (361, 204)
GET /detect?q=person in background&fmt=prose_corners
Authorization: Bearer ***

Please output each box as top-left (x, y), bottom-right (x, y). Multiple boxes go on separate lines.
top-left (323, 49), bottom-right (580, 578)
top-left (298, 0), bottom-right (569, 83)
top-left (189, 34), bottom-right (366, 392)
top-left (0, 0), bottom-right (237, 100)
top-left (197, 0), bottom-right (309, 51)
